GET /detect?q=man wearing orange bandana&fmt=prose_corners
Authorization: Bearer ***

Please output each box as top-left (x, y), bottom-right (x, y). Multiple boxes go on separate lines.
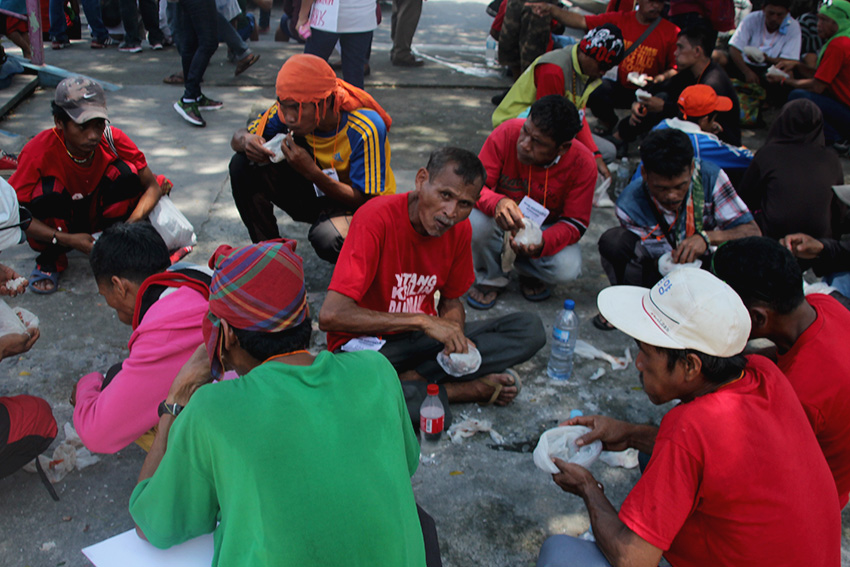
top-left (229, 54), bottom-right (395, 263)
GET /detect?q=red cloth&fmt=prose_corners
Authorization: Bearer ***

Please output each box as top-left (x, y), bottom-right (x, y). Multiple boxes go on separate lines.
top-left (606, 0), bottom-right (635, 12)
top-left (619, 355), bottom-right (841, 566)
top-left (777, 294), bottom-right (850, 509)
top-left (534, 64), bottom-right (600, 155)
top-left (584, 11), bottom-right (679, 88)
top-left (10, 126), bottom-right (147, 204)
top-left (1, 395), bottom-right (56, 445)
top-left (476, 118), bottom-right (596, 256)
top-left (815, 36), bottom-right (850, 108)
top-left (326, 193), bottom-right (474, 352)
top-left (490, 0), bottom-right (507, 37)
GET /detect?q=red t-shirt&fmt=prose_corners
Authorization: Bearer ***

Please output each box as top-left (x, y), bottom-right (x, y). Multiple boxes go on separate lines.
top-left (326, 193), bottom-right (475, 352)
top-left (619, 355), bottom-right (841, 566)
top-left (476, 118), bottom-right (596, 256)
top-left (533, 64), bottom-right (600, 155)
top-left (777, 293), bottom-right (850, 509)
top-left (605, 0), bottom-right (635, 12)
top-left (584, 11), bottom-right (679, 88)
top-left (815, 36), bottom-right (850, 108)
top-left (10, 126), bottom-right (147, 204)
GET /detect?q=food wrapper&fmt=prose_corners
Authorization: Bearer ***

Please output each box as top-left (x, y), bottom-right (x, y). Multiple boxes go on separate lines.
top-left (437, 344), bottom-right (482, 377)
top-left (533, 425), bottom-right (603, 473)
top-left (514, 218), bottom-right (543, 247)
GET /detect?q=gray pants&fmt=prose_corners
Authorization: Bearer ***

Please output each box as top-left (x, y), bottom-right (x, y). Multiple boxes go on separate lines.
top-left (378, 312), bottom-right (546, 383)
top-left (390, 0), bottom-right (422, 61)
top-left (469, 209), bottom-right (582, 288)
top-left (537, 535), bottom-right (612, 567)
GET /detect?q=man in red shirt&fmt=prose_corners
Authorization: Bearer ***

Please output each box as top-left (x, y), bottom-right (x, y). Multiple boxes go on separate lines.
top-left (777, 0), bottom-right (850, 144)
top-left (528, 0), bottom-right (679, 134)
top-left (711, 236), bottom-right (850, 509)
top-left (319, 147), bottom-right (545, 406)
top-left (535, 268), bottom-right (841, 567)
top-left (468, 96), bottom-right (596, 308)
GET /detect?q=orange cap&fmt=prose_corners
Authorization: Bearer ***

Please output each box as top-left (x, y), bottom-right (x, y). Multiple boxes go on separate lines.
top-left (677, 85), bottom-right (733, 119)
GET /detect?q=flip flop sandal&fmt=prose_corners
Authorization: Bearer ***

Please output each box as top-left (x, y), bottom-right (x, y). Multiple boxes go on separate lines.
top-left (466, 284), bottom-right (503, 310)
top-left (27, 266), bottom-right (59, 295)
top-left (478, 369), bottom-right (522, 406)
top-left (520, 276), bottom-right (551, 302)
top-left (235, 53), bottom-right (261, 76)
top-left (592, 313), bottom-right (616, 331)
top-left (163, 72), bottom-right (184, 84)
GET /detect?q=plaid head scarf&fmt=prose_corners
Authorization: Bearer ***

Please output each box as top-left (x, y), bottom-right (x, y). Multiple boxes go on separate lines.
top-left (202, 239), bottom-right (309, 378)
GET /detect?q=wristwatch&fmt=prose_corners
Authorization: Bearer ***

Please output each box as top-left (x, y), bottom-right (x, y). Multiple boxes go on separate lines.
top-left (158, 400), bottom-right (184, 418)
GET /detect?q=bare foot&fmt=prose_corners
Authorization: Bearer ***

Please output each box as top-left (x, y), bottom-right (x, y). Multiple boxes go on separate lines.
top-left (31, 278), bottom-right (56, 293)
top-left (467, 285), bottom-right (501, 308)
top-left (398, 370), bottom-right (426, 382)
top-left (445, 372), bottom-right (518, 406)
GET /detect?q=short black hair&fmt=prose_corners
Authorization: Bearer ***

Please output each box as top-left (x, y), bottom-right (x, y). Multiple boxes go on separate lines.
top-left (678, 108), bottom-right (718, 125)
top-left (640, 128), bottom-right (694, 177)
top-left (425, 147), bottom-right (486, 187)
top-left (232, 317), bottom-right (313, 360)
top-left (51, 100), bottom-right (72, 125)
top-left (661, 346), bottom-right (748, 384)
top-left (528, 95), bottom-right (582, 146)
top-left (710, 236), bottom-right (805, 314)
top-left (763, 0), bottom-right (792, 11)
top-left (89, 222), bottom-right (170, 285)
top-left (678, 26), bottom-right (715, 56)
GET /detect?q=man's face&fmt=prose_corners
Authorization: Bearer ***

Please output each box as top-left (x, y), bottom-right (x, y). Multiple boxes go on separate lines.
top-left (763, 4), bottom-right (788, 33)
top-left (643, 162), bottom-right (694, 212)
top-left (56, 117), bottom-right (106, 158)
top-left (634, 340), bottom-right (684, 405)
top-left (516, 118), bottom-right (568, 166)
top-left (638, 0), bottom-right (665, 21)
top-left (818, 13), bottom-right (839, 40)
top-left (674, 36), bottom-right (699, 69)
top-left (412, 165), bottom-right (481, 237)
top-left (577, 51), bottom-right (605, 80)
top-left (278, 99), bottom-right (318, 136)
top-left (96, 278), bottom-right (135, 326)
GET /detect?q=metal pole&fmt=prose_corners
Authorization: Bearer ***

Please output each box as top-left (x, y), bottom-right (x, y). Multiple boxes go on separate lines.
top-left (25, 0), bottom-right (44, 65)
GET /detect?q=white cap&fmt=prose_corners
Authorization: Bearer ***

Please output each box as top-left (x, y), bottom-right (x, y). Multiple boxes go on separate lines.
top-left (597, 268), bottom-right (751, 357)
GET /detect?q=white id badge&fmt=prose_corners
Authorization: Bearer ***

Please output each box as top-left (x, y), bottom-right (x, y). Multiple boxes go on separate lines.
top-left (340, 336), bottom-right (387, 352)
top-left (518, 196), bottom-right (550, 226)
top-left (314, 167), bottom-right (339, 197)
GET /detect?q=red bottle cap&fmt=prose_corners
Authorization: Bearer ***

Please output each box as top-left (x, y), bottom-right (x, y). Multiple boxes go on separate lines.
top-left (427, 384), bottom-right (439, 396)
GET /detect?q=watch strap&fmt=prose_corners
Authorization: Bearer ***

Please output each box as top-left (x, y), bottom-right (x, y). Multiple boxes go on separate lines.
top-left (158, 400), bottom-right (184, 418)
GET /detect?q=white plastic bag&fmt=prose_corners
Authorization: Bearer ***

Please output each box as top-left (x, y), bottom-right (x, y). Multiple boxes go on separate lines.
top-left (149, 196), bottom-right (197, 251)
top-left (514, 217), bottom-right (543, 247)
top-left (437, 344), bottom-right (482, 377)
top-left (263, 133), bottom-right (287, 164)
top-left (657, 251), bottom-right (702, 277)
top-left (742, 46), bottom-right (765, 63)
top-left (533, 425), bottom-right (602, 473)
top-left (13, 307), bottom-right (38, 331)
top-left (0, 300), bottom-right (25, 336)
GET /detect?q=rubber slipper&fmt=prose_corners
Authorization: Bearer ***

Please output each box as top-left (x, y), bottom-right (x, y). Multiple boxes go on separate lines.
top-left (592, 313), bottom-right (616, 331)
top-left (466, 284), bottom-right (502, 310)
top-left (235, 53), bottom-right (260, 76)
top-left (520, 276), bottom-right (551, 302)
top-left (477, 369), bottom-right (522, 406)
top-left (163, 72), bottom-right (184, 84)
top-left (27, 266), bottom-right (59, 295)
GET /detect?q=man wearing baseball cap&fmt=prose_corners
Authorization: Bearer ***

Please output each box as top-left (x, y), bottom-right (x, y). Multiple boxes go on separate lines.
top-left (493, 24), bottom-right (627, 181)
top-left (536, 268), bottom-right (841, 567)
top-left (130, 239), bottom-right (432, 566)
top-left (10, 76), bottom-right (167, 294)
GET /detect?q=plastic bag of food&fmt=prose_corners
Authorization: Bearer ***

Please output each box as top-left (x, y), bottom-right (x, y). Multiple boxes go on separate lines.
top-left (0, 300), bottom-right (25, 337)
top-left (437, 344), bottom-right (482, 377)
top-left (533, 425), bottom-right (603, 473)
top-left (14, 307), bottom-right (38, 331)
top-left (657, 251), bottom-right (702, 276)
top-left (743, 46), bottom-right (765, 63)
top-left (263, 133), bottom-right (287, 164)
top-left (514, 218), bottom-right (543, 247)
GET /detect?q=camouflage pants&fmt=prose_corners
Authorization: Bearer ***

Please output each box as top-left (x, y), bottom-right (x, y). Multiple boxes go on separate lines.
top-left (497, 0), bottom-right (557, 72)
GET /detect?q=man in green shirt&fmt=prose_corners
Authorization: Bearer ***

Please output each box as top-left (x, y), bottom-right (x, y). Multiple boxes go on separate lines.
top-left (128, 239), bottom-right (428, 566)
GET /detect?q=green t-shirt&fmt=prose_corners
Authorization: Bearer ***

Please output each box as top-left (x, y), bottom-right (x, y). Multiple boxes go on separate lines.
top-left (129, 350), bottom-right (426, 567)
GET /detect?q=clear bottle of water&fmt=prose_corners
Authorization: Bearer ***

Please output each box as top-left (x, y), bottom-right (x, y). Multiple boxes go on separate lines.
top-left (420, 384), bottom-right (445, 461)
top-left (548, 299), bottom-right (579, 381)
top-left (615, 157), bottom-right (631, 193)
top-left (485, 36), bottom-right (498, 67)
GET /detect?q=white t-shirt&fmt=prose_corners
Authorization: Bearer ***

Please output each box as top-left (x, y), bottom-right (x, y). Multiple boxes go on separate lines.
top-left (311, 0), bottom-right (377, 34)
top-left (729, 10), bottom-right (802, 65)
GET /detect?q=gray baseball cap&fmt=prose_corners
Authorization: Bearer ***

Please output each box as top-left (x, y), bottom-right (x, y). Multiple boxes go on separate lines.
top-left (54, 76), bottom-right (108, 124)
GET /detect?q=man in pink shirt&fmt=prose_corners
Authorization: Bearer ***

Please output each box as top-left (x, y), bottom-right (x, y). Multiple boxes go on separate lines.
top-left (71, 222), bottom-right (211, 453)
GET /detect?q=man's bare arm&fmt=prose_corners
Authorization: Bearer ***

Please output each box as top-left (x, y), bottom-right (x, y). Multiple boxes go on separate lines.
top-left (437, 296), bottom-right (466, 327)
top-left (526, 2), bottom-right (588, 29)
top-left (231, 127), bottom-right (275, 163)
top-left (126, 166), bottom-right (163, 223)
top-left (706, 220), bottom-right (761, 245)
top-left (319, 290), bottom-right (469, 353)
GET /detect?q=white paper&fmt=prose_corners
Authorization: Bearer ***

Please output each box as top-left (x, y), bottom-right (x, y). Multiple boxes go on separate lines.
top-left (314, 167), bottom-right (338, 198)
top-left (340, 336), bottom-right (386, 352)
top-left (82, 529), bottom-right (214, 567)
top-left (518, 196), bottom-right (549, 226)
top-left (308, 0), bottom-right (339, 33)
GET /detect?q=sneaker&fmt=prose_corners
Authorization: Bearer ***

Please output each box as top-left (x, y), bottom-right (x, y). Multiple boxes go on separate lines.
top-left (118, 43), bottom-right (142, 53)
top-left (51, 39), bottom-right (70, 50)
top-left (0, 151), bottom-right (18, 170)
top-left (151, 42), bottom-right (164, 50)
top-left (91, 36), bottom-right (117, 49)
top-left (485, 0), bottom-right (501, 17)
top-left (173, 100), bottom-right (206, 127)
top-left (197, 95), bottom-right (223, 111)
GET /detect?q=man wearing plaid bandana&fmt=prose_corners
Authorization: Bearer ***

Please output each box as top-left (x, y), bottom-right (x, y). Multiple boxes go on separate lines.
top-left (129, 239), bottom-right (430, 567)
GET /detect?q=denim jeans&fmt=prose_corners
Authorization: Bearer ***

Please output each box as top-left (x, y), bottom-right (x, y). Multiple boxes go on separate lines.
top-left (218, 11), bottom-right (249, 60)
top-left (176, 0), bottom-right (218, 100)
top-left (305, 29), bottom-right (373, 89)
top-left (789, 89), bottom-right (850, 143)
top-left (49, 0), bottom-right (109, 42)
top-left (119, 0), bottom-right (165, 46)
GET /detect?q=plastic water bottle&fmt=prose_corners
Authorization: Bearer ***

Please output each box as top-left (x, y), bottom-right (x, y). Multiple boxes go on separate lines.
top-left (485, 36), bottom-right (498, 67)
top-left (615, 157), bottom-right (630, 193)
top-left (548, 299), bottom-right (579, 381)
top-left (420, 384), bottom-right (445, 461)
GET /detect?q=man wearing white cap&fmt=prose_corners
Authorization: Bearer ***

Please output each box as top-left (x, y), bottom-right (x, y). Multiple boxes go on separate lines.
top-left (536, 268), bottom-right (841, 567)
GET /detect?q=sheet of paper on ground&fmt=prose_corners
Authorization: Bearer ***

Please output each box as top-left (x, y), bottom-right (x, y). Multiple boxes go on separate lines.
top-left (82, 528), bottom-right (213, 567)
